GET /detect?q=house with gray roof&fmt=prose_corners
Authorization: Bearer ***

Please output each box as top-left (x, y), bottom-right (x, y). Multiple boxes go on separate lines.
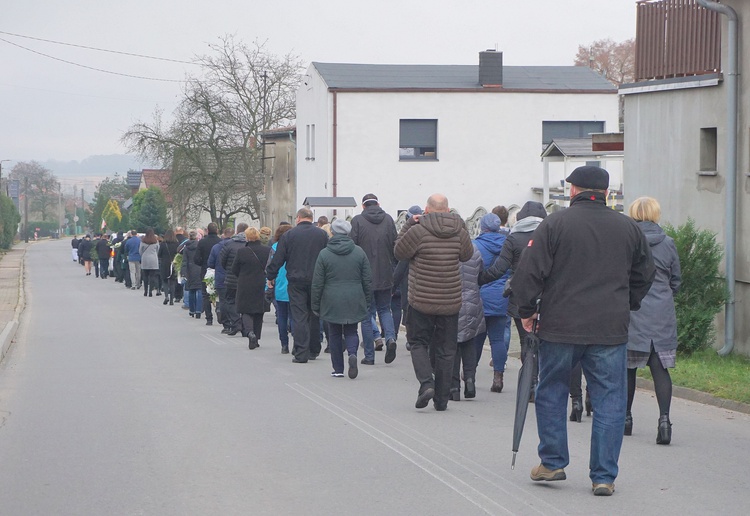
top-left (295, 50), bottom-right (619, 218)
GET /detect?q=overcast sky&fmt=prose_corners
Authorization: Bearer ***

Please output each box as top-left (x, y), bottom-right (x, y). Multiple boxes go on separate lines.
top-left (1, 0), bottom-right (638, 165)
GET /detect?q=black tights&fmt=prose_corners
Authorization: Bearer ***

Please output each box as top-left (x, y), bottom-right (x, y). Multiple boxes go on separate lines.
top-left (627, 348), bottom-right (672, 416)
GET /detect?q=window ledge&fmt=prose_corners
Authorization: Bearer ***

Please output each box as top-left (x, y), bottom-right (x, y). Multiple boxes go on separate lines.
top-left (399, 158), bottom-right (439, 162)
top-left (698, 170), bottom-right (718, 177)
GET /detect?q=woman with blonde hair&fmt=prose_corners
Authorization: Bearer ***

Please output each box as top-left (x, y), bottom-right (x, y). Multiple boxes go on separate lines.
top-left (626, 196), bottom-right (681, 444)
top-left (233, 227), bottom-right (272, 349)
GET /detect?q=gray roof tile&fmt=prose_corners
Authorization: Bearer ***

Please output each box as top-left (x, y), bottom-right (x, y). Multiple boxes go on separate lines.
top-left (313, 63), bottom-right (615, 91)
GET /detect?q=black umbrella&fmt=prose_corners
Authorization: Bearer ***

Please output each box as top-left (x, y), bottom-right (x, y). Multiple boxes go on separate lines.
top-left (512, 314), bottom-right (539, 469)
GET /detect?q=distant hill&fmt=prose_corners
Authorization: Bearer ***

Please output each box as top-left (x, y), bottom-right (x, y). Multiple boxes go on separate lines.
top-left (41, 154), bottom-right (157, 178)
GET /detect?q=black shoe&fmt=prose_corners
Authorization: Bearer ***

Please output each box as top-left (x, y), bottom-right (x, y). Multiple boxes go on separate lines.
top-left (624, 412), bottom-right (633, 436)
top-left (464, 378), bottom-right (476, 399)
top-left (143, 292), bottom-right (148, 297)
top-left (226, 329), bottom-right (239, 336)
top-left (360, 358), bottom-right (374, 365)
top-left (348, 354), bottom-right (358, 379)
top-left (221, 328), bottom-right (231, 334)
top-left (450, 388), bottom-right (461, 402)
top-left (281, 346), bottom-right (290, 354)
top-left (434, 401), bottom-right (448, 411)
top-left (384, 338), bottom-right (397, 364)
top-left (405, 342), bottom-right (412, 351)
top-left (163, 298), bottom-right (169, 305)
top-left (415, 387), bottom-right (435, 409)
top-left (195, 313), bottom-right (201, 319)
top-left (309, 354), bottom-right (318, 360)
top-left (155, 292), bottom-right (161, 296)
top-left (570, 397), bottom-right (583, 422)
top-left (169, 300), bottom-right (174, 306)
top-left (292, 357), bottom-right (308, 363)
top-left (585, 390), bottom-right (593, 416)
top-left (656, 415), bottom-right (672, 445)
top-left (324, 346), bottom-right (330, 353)
top-left (248, 332), bottom-right (259, 350)
top-left (205, 320), bottom-right (213, 326)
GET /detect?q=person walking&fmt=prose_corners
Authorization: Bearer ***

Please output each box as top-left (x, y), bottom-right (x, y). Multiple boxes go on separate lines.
top-left (625, 197), bottom-right (681, 444)
top-left (350, 193), bottom-right (399, 365)
top-left (95, 233), bottom-right (111, 279)
top-left (394, 194), bottom-right (474, 411)
top-left (451, 243), bottom-right (485, 401)
top-left (220, 223), bottom-right (250, 334)
top-left (208, 227), bottom-right (235, 332)
top-left (78, 235), bottom-right (94, 276)
top-left (266, 208), bottom-right (328, 363)
top-left (392, 205), bottom-right (423, 351)
top-left (512, 166), bottom-right (655, 496)
top-left (71, 235), bottom-right (79, 262)
top-left (124, 230), bottom-right (142, 290)
top-left (181, 230), bottom-right (204, 317)
top-left (473, 213), bottom-right (510, 393)
top-left (479, 200), bottom-right (547, 401)
top-left (232, 227), bottom-right (271, 349)
top-left (269, 223), bottom-right (293, 353)
top-left (139, 228), bottom-right (160, 297)
top-left (312, 219), bottom-right (372, 379)
top-left (195, 222), bottom-right (221, 326)
top-left (158, 229), bottom-right (180, 305)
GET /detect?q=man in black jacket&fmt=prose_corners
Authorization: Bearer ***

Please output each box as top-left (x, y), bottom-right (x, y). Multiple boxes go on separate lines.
top-left (266, 208), bottom-right (328, 363)
top-left (220, 223), bottom-right (249, 335)
top-left (195, 222), bottom-right (222, 326)
top-left (350, 193), bottom-right (398, 365)
top-left (95, 233), bottom-right (111, 279)
top-left (512, 166), bottom-right (655, 496)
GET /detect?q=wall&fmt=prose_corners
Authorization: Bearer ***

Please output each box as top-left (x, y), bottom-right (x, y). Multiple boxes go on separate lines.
top-left (263, 133), bottom-right (297, 229)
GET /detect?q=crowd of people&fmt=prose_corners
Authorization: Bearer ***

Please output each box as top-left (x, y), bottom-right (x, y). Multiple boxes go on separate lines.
top-left (69, 165), bottom-right (681, 497)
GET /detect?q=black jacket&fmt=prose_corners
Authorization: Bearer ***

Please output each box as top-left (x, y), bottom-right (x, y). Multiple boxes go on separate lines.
top-left (266, 221), bottom-right (328, 285)
top-left (350, 205), bottom-right (397, 291)
top-left (232, 241), bottom-right (272, 314)
top-left (158, 240), bottom-right (179, 280)
top-left (194, 233), bottom-right (221, 276)
top-left (77, 239), bottom-right (93, 261)
top-left (512, 192), bottom-right (655, 345)
top-left (95, 238), bottom-right (111, 260)
top-left (220, 234), bottom-right (248, 290)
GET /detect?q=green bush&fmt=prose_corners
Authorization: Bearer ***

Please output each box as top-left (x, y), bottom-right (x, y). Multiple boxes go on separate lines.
top-left (0, 193), bottom-right (21, 249)
top-left (664, 218), bottom-right (728, 355)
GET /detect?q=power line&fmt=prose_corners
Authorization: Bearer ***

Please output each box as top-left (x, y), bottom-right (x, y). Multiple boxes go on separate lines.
top-left (0, 29), bottom-right (197, 65)
top-left (0, 37), bottom-right (186, 83)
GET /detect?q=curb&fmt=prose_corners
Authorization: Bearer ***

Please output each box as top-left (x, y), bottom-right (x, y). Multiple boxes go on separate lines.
top-left (0, 246), bottom-right (27, 363)
top-left (636, 377), bottom-right (750, 415)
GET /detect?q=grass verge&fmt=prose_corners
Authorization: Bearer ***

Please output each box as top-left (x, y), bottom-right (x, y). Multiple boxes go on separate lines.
top-left (638, 348), bottom-right (750, 404)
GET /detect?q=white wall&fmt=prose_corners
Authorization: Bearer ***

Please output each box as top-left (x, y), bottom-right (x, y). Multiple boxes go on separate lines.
top-left (326, 90), bottom-right (618, 217)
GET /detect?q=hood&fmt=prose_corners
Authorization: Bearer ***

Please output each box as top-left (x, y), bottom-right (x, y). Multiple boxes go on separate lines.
top-left (511, 216), bottom-right (544, 234)
top-left (420, 212), bottom-right (464, 239)
top-left (517, 201), bottom-right (547, 221)
top-left (362, 205), bottom-right (386, 224)
top-left (184, 239), bottom-right (199, 250)
top-left (474, 231), bottom-right (505, 254)
top-left (231, 233), bottom-right (247, 243)
top-left (638, 220), bottom-right (666, 246)
top-left (327, 234), bottom-right (355, 255)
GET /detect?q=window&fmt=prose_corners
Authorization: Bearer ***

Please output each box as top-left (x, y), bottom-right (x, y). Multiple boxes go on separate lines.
top-left (305, 124), bottom-right (316, 161)
top-left (400, 119), bottom-right (437, 160)
top-left (699, 127), bottom-right (717, 174)
top-left (542, 121), bottom-right (605, 146)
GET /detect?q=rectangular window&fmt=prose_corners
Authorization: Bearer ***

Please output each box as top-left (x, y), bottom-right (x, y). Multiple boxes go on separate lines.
top-left (400, 119), bottom-right (437, 160)
top-left (699, 127), bottom-right (717, 173)
top-left (305, 124), bottom-right (316, 161)
top-left (542, 121), bottom-right (605, 146)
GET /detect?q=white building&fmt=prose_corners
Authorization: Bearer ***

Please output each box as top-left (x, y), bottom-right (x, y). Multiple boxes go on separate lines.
top-left (295, 51), bottom-right (620, 219)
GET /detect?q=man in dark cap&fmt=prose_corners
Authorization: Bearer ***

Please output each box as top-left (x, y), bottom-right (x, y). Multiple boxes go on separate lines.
top-left (511, 165), bottom-right (655, 496)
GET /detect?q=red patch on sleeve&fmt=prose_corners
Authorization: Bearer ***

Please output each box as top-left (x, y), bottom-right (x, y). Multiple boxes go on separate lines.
top-left (527, 239), bottom-right (533, 247)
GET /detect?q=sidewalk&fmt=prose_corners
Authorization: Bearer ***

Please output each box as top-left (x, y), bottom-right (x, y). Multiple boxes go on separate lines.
top-left (0, 242), bottom-right (28, 362)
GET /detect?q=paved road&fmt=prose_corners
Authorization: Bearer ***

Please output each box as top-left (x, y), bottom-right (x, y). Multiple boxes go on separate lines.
top-left (0, 240), bottom-right (748, 515)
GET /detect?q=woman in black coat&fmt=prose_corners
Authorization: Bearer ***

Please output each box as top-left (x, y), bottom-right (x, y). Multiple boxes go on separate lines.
top-left (232, 227), bottom-right (271, 349)
top-left (181, 230), bottom-right (204, 318)
top-left (158, 229), bottom-right (180, 305)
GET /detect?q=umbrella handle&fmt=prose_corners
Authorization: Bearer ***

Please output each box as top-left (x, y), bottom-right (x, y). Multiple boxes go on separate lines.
top-left (512, 452), bottom-right (517, 470)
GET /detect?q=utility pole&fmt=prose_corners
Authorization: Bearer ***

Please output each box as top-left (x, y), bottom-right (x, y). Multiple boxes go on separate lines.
top-left (81, 188), bottom-right (85, 232)
top-left (24, 176), bottom-right (29, 243)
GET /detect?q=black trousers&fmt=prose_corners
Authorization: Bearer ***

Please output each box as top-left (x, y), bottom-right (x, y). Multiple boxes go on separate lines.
top-left (406, 306), bottom-right (458, 406)
top-left (452, 338), bottom-right (477, 389)
top-left (201, 281), bottom-right (214, 322)
top-left (99, 259), bottom-right (109, 278)
top-left (287, 282), bottom-right (321, 361)
top-left (225, 288), bottom-right (240, 331)
top-left (241, 313), bottom-right (264, 339)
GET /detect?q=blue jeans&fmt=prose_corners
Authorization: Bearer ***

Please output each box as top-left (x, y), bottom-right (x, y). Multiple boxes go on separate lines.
top-left (474, 315), bottom-right (508, 372)
top-left (276, 300), bottom-right (291, 348)
top-left (535, 341), bottom-right (627, 484)
top-left (328, 322), bottom-right (359, 374)
top-left (361, 289), bottom-right (396, 361)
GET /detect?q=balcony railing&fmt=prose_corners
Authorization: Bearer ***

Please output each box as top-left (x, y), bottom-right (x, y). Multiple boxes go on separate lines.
top-left (635, 0), bottom-right (721, 81)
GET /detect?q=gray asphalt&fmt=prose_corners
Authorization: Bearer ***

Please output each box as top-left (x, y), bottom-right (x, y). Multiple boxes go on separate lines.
top-left (0, 239), bottom-right (748, 515)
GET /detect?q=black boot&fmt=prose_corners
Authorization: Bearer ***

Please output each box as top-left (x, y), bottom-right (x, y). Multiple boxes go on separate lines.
top-left (585, 389), bottom-right (593, 416)
top-left (656, 415), bottom-right (672, 445)
top-left (624, 411), bottom-right (633, 436)
top-left (570, 396), bottom-right (583, 422)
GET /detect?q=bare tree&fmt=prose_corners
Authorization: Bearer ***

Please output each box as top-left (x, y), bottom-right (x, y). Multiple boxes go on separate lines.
top-left (122, 37), bottom-right (303, 228)
top-left (10, 161), bottom-right (59, 222)
top-left (574, 38), bottom-right (635, 87)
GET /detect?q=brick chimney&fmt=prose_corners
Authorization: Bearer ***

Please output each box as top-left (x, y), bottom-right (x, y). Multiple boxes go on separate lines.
top-left (479, 50), bottom-right (503, 88)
